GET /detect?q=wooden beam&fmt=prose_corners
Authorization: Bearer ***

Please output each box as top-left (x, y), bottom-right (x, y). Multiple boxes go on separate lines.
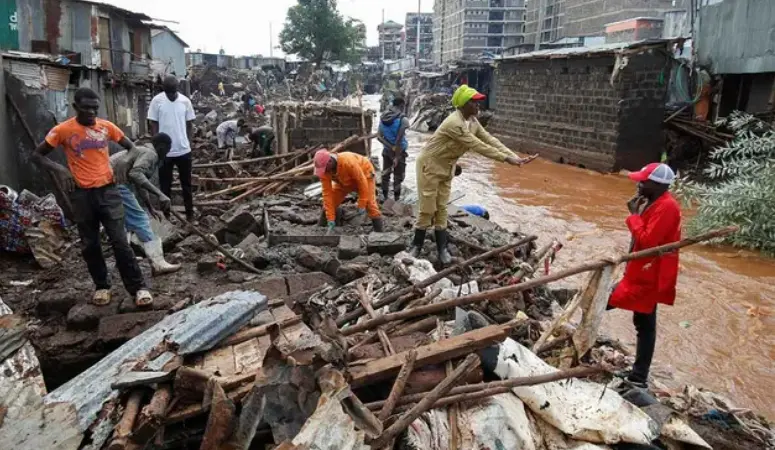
top-left (349, 321), bottom-right (514, 387)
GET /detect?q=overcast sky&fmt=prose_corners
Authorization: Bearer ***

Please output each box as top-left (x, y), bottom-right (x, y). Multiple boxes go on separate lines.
top-left (103, 0), bottom-right (432, 56)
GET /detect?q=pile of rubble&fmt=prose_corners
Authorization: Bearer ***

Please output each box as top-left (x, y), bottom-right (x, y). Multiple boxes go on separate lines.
top-left (1, 155), bottom-right (769, 449)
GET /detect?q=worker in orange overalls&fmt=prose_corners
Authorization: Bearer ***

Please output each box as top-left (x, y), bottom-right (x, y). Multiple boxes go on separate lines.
top-left (314, 149), bottom-right (384, 233)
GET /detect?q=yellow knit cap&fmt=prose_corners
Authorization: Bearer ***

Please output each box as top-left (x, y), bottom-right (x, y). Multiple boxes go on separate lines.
top-left (451, 84), bottom-right (484, 108)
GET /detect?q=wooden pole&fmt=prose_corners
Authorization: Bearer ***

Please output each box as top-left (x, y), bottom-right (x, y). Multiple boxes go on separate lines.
top-left (170, 210), bottom-right (262, 275)
top-left (378, 350), bottom-right (417, 422)
top-left (341, 226), bottom-right (738, 335)
top-left (356, 282), bottom-right (395, 356)
top-left (337, 235), bottom-right (538, 326)
top-left (370, 354), bottom-right (479, 448)
top-left (365, 365), bottom-right (602, 411)
top-left (107, 390), bottom-right (144, 450)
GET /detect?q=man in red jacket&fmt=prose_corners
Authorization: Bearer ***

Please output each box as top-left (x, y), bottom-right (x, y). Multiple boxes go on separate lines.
top-left (609, 163), bottom-right (681, 387)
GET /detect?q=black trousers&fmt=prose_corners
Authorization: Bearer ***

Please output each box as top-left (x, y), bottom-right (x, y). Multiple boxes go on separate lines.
top-left (159, 152), bottom-right (193, 217)
top-left (381, 151), bottom-right (407, 199)
top-left (70, 185), bottom-right (146, 295)
top-left (630, 307), bottom-right (657, 383)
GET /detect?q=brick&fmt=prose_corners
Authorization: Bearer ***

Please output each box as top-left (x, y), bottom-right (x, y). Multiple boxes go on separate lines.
top-left (67, 302), bottom-right (120, 330)
top-left (197, 254), bottom-right (221, 274)
top-left (220, 204), bottom-right (258, 233)
top-left (98, 311), bottom-right (167, 346)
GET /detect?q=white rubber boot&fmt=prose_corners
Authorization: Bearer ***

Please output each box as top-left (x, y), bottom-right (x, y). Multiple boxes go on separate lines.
top-left (142, 237), bottom-right (181, 276)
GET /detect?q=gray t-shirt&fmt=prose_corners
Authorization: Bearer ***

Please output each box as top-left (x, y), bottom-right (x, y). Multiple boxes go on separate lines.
top-left (110, 145), bottom-right (159, 186)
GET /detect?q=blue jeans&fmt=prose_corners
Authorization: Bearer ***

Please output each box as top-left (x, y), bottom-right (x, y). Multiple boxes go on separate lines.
top-left (118, 185), bottom-right (154, 243)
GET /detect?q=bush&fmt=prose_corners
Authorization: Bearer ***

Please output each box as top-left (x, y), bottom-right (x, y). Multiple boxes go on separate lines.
top-left (673, 112), bottom-right (775, 254)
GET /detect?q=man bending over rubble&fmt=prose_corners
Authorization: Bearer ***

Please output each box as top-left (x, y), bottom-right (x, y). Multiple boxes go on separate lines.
top-left (32, 87), bottom-right (152, 307)
top-left (378, 97), bottom-right (410, 201)
top-left (216, 118), bottom-right (247, 153)
top-left (608, 163), bottom-right (681, 388)
top-left (249, 125), bottom-right (275, 157)
top-left (313, 149), bottom-right (384, 234)
top-left (110, 133), bottom-right (181, 278)
top-left (409, 85), bottom-right (536, 264)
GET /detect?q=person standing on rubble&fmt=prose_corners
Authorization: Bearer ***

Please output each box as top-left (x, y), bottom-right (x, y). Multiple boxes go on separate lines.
top-left (110, 133), bottom-right (181, 277)
top-left (313, 149), bottom-right (383, 233)
top-left (608, 163), bottom-right (681, 388)
top-left (218, 80), bottom-right (226, 97)
top-left (408, 85), bottom-right (536, 264)
top-left (32, 87), bottom-right (152, 307)
top-left (377, 97), bottom-right (410, 201)
top-left (148, 75), bottom-right (196, 222)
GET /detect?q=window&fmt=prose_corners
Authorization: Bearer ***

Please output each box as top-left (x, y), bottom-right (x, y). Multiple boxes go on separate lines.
top-left (541, 31), bottom-right (551, 42)
top-left (490, 0), bottom-right (503, 7)
top-left (488, 24), bottom-right (504, 34)
top-left (488, 36), bottom-right (502, 47)
top-left (128, 31), bottom-right (136, 61)
top-left (490, 11), bottom-right (504, 20)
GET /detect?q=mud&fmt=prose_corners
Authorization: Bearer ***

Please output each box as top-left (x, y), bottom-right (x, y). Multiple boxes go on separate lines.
top-left (382, 87), bottom-right (774, 419)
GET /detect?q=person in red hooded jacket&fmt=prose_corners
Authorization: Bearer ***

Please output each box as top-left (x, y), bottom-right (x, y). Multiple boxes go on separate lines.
top-left (609, 162), bottom-right (681, 387)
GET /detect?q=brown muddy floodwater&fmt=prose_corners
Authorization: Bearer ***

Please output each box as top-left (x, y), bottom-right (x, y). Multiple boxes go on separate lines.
top-left (399, 129), bottom-right (775, 419)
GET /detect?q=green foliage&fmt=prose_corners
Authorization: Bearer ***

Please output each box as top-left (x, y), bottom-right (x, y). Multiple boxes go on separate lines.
top-left (279, 0), bottom-right (366, 66)
top-left (673, 112), bottom-right (775, 254)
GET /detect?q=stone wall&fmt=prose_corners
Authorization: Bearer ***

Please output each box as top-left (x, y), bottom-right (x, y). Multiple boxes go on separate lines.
top-left (489, 50), bottom-right (669, 171)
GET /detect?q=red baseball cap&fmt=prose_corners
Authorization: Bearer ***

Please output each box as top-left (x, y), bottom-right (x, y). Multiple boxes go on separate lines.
top-left (628, 163), bottom-right (676, 185)
top-left (472, 92), bottom-right (486, 101)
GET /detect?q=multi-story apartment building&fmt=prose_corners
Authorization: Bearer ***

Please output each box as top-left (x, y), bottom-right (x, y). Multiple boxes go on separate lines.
top-left (524, 0), bottom-right (687, 48)
top-left (433, 0), bottom-right (527, 65)
top-left (378, 20), bottom-right (405, 60)
top-left (405, 12), bottom-right (434, 61)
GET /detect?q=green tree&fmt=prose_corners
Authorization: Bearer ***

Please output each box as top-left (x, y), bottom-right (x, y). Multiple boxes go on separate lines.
top-left (279, 0), bottom-right (366, 66)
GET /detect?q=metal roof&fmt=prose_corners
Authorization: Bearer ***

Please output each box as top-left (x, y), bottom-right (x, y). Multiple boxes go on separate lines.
top-left (36, 290), bottom-right (267, 449)
top-left (72, 0), bottom-right (152, 21)
top-left (499, 39), bottom-right (672, 61)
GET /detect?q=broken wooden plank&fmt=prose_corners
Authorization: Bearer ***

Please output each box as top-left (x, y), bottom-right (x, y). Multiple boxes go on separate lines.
top-left (371, 354), bottom-right (480, 448)
top-left (378, 350), bottom-right (417, 422)
top-left (349, 322), bottom-right (514, 387)
top-left (107, 390), bottom-right (143, 450)
top-left (233, 338), bottom-right (263, 374)
top-left (202, 345), bottom-right (237, 378)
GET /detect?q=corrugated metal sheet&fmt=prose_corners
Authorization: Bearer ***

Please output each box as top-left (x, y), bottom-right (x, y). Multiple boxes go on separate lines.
top-left (42, 65), bottom-right (70, 90)
top-left (697, 0), bottom-right (775, 74)
top-left (0, 295), bottom-right (47, 425)
top-left (4, 60), bottom-right (43, 88)
top-left (40, 290), bottom-right (267, 449)
top-left (500, 39), bottom-right (669, 61)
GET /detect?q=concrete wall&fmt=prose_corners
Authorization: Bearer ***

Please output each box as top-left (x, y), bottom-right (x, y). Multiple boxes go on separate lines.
top-left (272, 105), bottom-right (373, 156)
top-left (152, 30), bottom-right (186, 76)
top-left (490, 51), bottom-right (668, 171)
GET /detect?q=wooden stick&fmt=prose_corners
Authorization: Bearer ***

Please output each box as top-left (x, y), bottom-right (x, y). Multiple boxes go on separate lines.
top-left (371, 354), bottom-right (479, 448)
top-left (217, 315), bottom-right (302, 348)
top-left (378, 350), bottom-right (417, 422)
top-left (199, 179), bottom-right (261, 200)
top-left (107, 390), bottom-right (144, 450)
top-left (365, 365), bottom-right (602, 411)
top-left (195, 175), bottom-right (317, 183)
top-left (341, 227), bottom-right (738, 335)
top-left (192, 150), bottom-right (307, 169)
top-left (350, 290), bottom-right (441, 350)
top-left (337, 235), bottom-right (538, 326)
top-left (170, 210), bottom-right (262, 275)
top-left (437, 319), bottom-right (460, 450)
top-left (356, 282), bottom-right (395, 356)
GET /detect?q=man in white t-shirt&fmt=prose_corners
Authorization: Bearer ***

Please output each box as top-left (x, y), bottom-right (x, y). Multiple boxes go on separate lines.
top-left (148, 75), bottom-right (196, 220)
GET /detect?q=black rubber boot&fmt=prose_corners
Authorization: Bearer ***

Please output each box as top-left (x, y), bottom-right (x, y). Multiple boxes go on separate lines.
top-left (382, 187), bottom-right (390, 202)
top-left (394, 186), bottom-right (401, 201)
top-left (318, 209), bottom-right (327, 227)
top-left (435, 229), bottom-right (452, 265)
top-left (408, 228), bottom-right (426, 258)
top-left (372, 217), bottom-right (384, 232)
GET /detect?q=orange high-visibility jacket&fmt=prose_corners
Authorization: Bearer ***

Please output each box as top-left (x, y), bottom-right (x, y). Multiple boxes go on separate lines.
top-left (320, 152), bottom-right (376, 221)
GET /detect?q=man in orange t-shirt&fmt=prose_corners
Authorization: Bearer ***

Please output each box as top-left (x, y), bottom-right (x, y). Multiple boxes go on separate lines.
top-left (32, 87), bottom-right (151, 307)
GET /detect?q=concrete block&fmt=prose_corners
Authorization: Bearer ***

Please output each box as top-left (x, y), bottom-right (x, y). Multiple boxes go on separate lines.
top-left (244, 276), bottom-right (288, 299)
top-left (97, 311), bottom-right (167, 346)
top-left (296, 245), bottom-right (329, 271)
top-left (366, 232), bottom-right (406, 256)
top-left (220, 204), bottom-right (258, 233)
top-left (286, 272), bottom-right (335, 296)
top-left (66, 302), bottom-right (119, 330)
top-left (338, 235), bottom-right (365, 260)
top-left (36, 288), bottom-right (81, 316)
top-left (197, 254), bottom-right (222, 274)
